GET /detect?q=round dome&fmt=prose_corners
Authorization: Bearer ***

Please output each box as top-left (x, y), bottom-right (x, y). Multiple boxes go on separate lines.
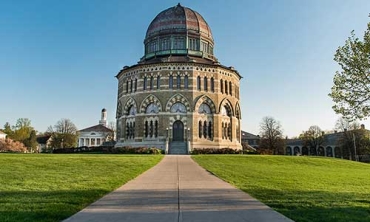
top-left (142, 4), bottom-right (217, 62)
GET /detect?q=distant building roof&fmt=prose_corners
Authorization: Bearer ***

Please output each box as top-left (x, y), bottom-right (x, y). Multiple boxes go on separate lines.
top-left (79, 124), bottom-right (113, 133)
top-left (0, 130), bottom-right (6, 135)
top-left (36, 135), bottom-right (52, 144)
top-left (241, 131), bottom-right (260, 140)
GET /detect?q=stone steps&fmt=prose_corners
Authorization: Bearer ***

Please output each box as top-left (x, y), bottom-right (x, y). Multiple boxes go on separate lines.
top-left (169, 142), bottom-right (187, 154)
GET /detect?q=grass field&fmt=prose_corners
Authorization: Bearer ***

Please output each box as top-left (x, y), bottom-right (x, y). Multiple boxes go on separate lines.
top-left (0, 154), bottom-right (163, 222)
top-left (192, 155), bottom-right (370, 222)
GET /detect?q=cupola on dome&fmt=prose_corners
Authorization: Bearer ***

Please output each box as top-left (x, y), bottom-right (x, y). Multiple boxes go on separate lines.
top-left (142, 3), bottom-right (216, 62)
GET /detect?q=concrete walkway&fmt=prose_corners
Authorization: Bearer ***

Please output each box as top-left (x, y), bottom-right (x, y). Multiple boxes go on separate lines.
top-left (64, 156), bottom-right (293, 222)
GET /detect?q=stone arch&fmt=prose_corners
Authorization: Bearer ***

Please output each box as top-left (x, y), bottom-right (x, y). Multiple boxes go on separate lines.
top-left (140, 94), bottom-right (162, 113)
top-left (235, 102), bottom-right (241, 119)
top-left (194, 95), bottom-right (216, 114)
top-left (326, 146), bottom-right (333, 157)
top-left (286, 146), bottom-right (292, 155)
top-left (294, 146), bottom-right (300, 155)
top-left (219, 98), bottom-right (234, 116)
top-left (123, 97), bottom-right (137, 116)
top-left (165, 93), bottom-right (191, 112)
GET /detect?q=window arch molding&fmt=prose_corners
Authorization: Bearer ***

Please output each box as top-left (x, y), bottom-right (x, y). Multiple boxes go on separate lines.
top-left (165, 93), bottom-right (191, 112)
top-left (123, 97), bottom-right (138, 116)
top-left (140, 94), bottom-right (162, 113)
top-left (194, 95), bottom-right (216, 114)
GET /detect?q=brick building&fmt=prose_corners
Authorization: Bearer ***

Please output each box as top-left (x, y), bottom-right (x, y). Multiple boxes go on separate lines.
top-left (115, 4), bottom-right (242, 153)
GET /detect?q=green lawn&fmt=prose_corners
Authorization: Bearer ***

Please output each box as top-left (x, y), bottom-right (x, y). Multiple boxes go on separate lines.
top-left (0, 154), bottom-right (163, 222)
top-left (192, 155), bottom-right (370, 222)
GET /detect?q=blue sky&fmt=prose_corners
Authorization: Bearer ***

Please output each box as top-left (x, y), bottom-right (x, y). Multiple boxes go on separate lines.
top-left (1, 0), bottom-right (369, 137)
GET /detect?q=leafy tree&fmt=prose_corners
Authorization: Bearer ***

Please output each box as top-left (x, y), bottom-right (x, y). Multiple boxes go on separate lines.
top-left (3, 122), bottom-right (13, 138)
top-left (259, 116), bottom-right (285, 155)
top-left (300, 125), bottom-right (324, 156)
top-left (48, 119), bottom-right (79, 148)
top-left (335, 117), bottom-right (370, 160)
top-left (23, 130), bottom-right (38, 153)
top-left (329, 19), bottom-right (370, 120)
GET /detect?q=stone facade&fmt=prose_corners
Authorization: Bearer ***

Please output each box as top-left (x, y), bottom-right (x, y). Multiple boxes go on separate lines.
top-left (115, 4), bottom-right (242, 153)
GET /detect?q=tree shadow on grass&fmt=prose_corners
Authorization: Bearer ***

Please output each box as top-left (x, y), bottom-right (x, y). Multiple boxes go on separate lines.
top-left (243, 188), bottom-right (370, 222)
top-left (0, 189), bottom-right (107, 222)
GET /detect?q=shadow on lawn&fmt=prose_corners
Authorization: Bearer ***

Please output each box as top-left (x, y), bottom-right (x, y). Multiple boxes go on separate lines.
top-left (243, 188), bottom-right (370, 222)
top-left (0, 189), bottom-right (108, 222)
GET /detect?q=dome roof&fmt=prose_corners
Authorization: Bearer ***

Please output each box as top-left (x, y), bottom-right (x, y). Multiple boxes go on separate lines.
top-left (142, 4), bottom-right (217, 63)
top-left (145, 3), bottom-right (213, 42)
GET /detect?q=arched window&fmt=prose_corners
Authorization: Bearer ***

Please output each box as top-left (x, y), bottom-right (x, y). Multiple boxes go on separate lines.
top-left (199, 121), bottom-right (202, 138)
top-left (229, 82), bottom-right (232, 96)
top-left (198, 103), bottom-right (211, 114)
top-left (170, 102), bottom-right (187, 113)
top-left (143, 77), bottom-right (147, 90)
top-left (221, 106), bottom-right (228, 116)
top-left (128, 123), bottom-right (133, 138)
top-left (146, 103), bottom-right (159, 114)
top-left (220, 79), bottom-right (223, 93)
top-left (150, 76), bottom-right (154, 90)
top-left (155, 120), bottom-right (158, 137)
top-left (126, 80), bottom-right (129, 93)
top-left (208, 121), bottom-right (212, 139)
top-left (128, 106), bottom-right (137, 116)
top-left (144, 121), bottom-right (148, 137)
top-left (157, 76), bottom-right (160, 89)
top-left (177, 75), bottom-right (181, 89)
top-left (204, 77), bottom-right (208, 91)
top-left (126, 122), bottom-right (129, 139)
top-left (197, 76), bottom-right (201, 90)
top-left (150, 120), bottom-right (153, 137)
top-left (203, 121), bottom-right (207, 138)
top-left (228, 123), bottom-right (231, 140)
top-left (225, 81), bottom-right (228, 94)
top-left (169, 75), bottom-right (173, 89)
top-left (134, 79), bottom-right (137, 92)
top-left (210, 77), bottom-right (214, 92)
top-left (222, 123), bottom-right (225, 139)
top-left (184, 75), bottom-right (189, 89)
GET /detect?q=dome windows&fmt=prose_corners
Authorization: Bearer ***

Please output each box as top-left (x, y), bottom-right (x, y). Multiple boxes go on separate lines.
top-left (146, 103), bottom-right (159, 114)
top-left (170, 102), bottom-right (187, 113)
top-left (198, 103), bottom-right (211, 114)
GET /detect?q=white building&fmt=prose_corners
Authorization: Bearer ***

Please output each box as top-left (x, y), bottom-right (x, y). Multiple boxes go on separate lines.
top-left (78, 109), bottom-right (114, 147)
top-left (0, 130), bottom-right (6, 140)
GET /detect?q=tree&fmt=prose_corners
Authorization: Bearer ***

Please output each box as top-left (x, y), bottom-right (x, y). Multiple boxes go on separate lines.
top-left (48, 119), bottom-right (79, 148)
top-left (9, 118), bottom-right (34, 142)
top-left (335, 117), bottom-right (370, 160)
top-left (3, 122), bottom-right (13, 138)
top-left (259, 116), bottom-right (285, 155)
top-left (0, 138), bottom-right (27, 153)
top-left (300, 125), bottom-right (324, 156)
top-left (329, 20), bottom-right (370, 121)
top-left (23, 130), bottom-right (38, 153)
top-left (108, 121), bottom-right (116, 141)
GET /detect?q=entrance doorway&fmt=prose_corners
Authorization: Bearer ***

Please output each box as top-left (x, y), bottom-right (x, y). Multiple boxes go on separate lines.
top-left (172, 120), bottom-right (184, 141)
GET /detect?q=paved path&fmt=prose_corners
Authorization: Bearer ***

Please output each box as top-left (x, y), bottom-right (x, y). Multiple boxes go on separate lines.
top-left (64, 156), bottom-right (293, 222)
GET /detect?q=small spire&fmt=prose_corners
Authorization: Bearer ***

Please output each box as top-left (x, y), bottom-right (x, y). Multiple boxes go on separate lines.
top-left (177, 3), bottom-right (181, 7)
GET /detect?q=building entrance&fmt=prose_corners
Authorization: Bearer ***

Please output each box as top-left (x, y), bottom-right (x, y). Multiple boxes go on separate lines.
top-left (172, 120), bottom-right (184, 141)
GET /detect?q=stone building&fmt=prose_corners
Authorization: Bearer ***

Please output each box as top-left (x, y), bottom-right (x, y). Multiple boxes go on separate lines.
top-left (115, 4), bottom-right (242, 153)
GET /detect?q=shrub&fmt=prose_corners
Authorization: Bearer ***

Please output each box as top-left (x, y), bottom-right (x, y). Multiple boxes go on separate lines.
top-left (51, 146), bottom-right (163, 154)
top-left (191, 148), bottom-right (243, 155)
top-left (0, 138), bottom-right (27, 153)
top-left (112, 147), bottom-right (163, 154)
